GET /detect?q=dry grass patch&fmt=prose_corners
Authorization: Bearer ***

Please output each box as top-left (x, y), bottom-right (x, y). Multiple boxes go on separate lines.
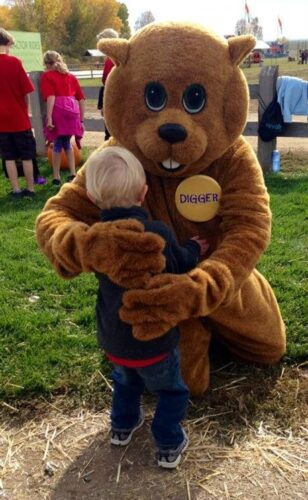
top-left (1, 363), bottom-right (307, 499)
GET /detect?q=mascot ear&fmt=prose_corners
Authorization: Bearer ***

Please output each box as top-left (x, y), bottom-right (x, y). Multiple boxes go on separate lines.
top-left (97, 39), bottom-right (129, 66)
top-left (228, 35), bottom-right (256, 65)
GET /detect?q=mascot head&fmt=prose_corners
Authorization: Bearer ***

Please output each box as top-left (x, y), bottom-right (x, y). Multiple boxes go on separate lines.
top-left (98, 22), bottom-right (255, 178)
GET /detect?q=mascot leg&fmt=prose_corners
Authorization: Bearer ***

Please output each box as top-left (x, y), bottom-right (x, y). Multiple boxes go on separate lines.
top-left (179, 319), bottom-right (212, 397)
top-left (209, 270), bottom-right (286, 364)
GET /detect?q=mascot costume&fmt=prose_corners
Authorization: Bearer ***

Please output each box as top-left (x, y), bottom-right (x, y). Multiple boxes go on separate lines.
top-left (36, 23), bottom-right (286, 396)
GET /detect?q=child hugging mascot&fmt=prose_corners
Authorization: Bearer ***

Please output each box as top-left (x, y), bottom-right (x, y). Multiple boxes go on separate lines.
top-left (36, 22), bottom-right (286, 396)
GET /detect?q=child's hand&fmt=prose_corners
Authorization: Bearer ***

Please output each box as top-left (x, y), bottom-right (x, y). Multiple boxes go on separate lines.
top-left (47, 119), bottom-right (55, 130)
top-left (190, 236), bottom-right (209, 256)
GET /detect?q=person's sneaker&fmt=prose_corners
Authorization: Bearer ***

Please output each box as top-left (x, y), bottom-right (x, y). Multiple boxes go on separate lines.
top-left (35, 176), bottom-right (47, 185)
top-left (157, 429), bottom-right (189, 469)
top-left (9, 190), bottom-right (23, 199)
top-left (110, 409), bottom-right (145, 446)
top-left (22, 189), bottom-right (35, 198)
top-left (66, 175), bottom-right (76, 183)
top-left (52, 179), bottom-right (61, 186)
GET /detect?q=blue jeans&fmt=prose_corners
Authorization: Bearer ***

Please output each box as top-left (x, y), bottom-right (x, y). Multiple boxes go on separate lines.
top-left (111, 349), bottom-right (189, 449)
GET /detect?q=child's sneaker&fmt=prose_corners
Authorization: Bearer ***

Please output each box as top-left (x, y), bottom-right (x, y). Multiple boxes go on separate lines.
top-left (9, 190), bottom-right (23, 199)
top-left (35, 177), bottom-right (47, 185)
top-left (157, 429), bottom-right (189, 469)
top-left (110, 409), bottom-right (145, 446)
top-left (22, 189), bottom-right (35, 198)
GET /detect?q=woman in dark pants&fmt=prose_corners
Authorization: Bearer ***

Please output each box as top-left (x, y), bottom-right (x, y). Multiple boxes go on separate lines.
top-left (96, 28), bottom-right (118, 140)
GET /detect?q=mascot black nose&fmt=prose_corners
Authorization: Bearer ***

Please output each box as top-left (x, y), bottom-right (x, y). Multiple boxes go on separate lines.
top-left (158, 123), bottom-right (187, 144)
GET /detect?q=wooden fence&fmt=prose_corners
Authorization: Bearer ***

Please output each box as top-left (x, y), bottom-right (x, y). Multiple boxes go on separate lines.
top-left (29, 68), bottom-right (308, 172)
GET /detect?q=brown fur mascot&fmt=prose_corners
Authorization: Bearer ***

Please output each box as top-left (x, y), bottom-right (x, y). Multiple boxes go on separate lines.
top-left (36, 23), bottom-right (286, 396)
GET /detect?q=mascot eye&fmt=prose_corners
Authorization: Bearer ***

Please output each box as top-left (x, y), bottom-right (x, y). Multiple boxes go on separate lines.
top-left (182, 84), bottom-right (206, 114)
top-left (145, 82), bottom-right (167, 112)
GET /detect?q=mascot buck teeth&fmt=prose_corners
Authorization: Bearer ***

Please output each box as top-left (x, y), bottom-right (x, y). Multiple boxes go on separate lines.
top-left (36, 22), bottom-right (286, 396)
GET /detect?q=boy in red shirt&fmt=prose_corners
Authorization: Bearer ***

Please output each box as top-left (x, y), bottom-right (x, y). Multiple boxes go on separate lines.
top-left (0, 28), bottom-right (36, 198)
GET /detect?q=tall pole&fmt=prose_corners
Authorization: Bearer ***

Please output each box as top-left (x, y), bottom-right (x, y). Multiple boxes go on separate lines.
top-left (245, 2), bottom-right (251, 34)
top-left (29, 71), bottom-right (46, 156)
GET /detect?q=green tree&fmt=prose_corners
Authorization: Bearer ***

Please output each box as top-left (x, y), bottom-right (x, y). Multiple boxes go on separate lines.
top-left (8, 0), bottom-right (66, 49)
top-left (7, 0), bottom-right (124, 58)
top-left (9, 0), bottom-right (38, 31)
top-left (118, 2), bottom-right (130, 39)
top-left (63, 0), bottom-right (123, 58)
top-left (0, 5), bottom-right (14, 29)
top-left (35, 0), bottom-right (68, 53)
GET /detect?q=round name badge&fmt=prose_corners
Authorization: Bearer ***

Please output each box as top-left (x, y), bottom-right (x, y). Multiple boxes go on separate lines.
top-left (175, 175), bottom-right (221, 222)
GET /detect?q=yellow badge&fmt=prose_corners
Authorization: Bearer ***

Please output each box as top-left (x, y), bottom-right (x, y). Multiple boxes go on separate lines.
top-left (175, 176), bottom-right (221, 222)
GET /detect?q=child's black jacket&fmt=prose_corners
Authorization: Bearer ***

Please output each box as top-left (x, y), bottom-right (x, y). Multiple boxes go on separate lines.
top-left (96, 206), bottom-right (200, 360)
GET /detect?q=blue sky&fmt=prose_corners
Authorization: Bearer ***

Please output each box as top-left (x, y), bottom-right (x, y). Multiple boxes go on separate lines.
top-left (124, 0), bottom-right (308, 40)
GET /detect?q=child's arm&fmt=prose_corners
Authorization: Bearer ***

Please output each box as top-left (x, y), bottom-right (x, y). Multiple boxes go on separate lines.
top-left (167, 232), bottom-right (209, 274)
top-left (74, 77), bottom-right (85, 126)
top-left (128, 233), bottom-right (209, 342)
top-left (190, 236), bottom-right (209, 257)
top-left (46, 95), bottom-right (55, 129)
top-left (36, 166), bottom-right (166, 287)
top-left (78, 99), bottom-right (85, 123)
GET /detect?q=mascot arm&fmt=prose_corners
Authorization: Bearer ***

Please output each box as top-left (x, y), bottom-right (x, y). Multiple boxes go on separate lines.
top-left (121, 141), bottom-right (271, 339)
top-left (199, 139), bottom-right (272, 298)
top-left (36, 168), bottom-right (166, 287)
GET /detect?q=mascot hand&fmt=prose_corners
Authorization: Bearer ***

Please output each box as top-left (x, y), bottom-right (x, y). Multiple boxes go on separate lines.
top-left (86, 219), bottom-right (166, 288)
top-left (120, 271), bottom-right (208, 340)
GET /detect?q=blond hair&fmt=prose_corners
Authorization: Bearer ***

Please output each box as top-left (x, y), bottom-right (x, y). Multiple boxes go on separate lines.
top-left (0, 28), bottom-right (15, 46)
top-left (86, 147), bottom-right (146, 210)
top-left (43, 51), bottom-right (69, 74)
top-left (96, 28), bottom-right (119, 40)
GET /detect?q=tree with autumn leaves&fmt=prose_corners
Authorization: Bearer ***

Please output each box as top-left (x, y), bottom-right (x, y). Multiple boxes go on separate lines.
top-left (2, 0), bottom-right (130, 58)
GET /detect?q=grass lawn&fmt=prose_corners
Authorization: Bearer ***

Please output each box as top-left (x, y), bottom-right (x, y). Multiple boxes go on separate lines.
top-left (242, 56), bottom-right (308, 83)
top-left (76, 59), bottom-right (308, 87)
top-left (79, 78), bottom-right (101, 87)
top-left (0, 152), bottom-right (307, 400)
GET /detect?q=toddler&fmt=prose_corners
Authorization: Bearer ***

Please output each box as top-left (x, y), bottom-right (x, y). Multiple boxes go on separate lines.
top-left (85, 146), bottom-right (208, 468)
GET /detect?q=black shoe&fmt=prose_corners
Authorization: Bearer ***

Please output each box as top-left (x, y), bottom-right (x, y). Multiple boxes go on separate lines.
top-left (66, 175), bottom-right (76, 183)
top-left (9, 190), bottom-right (23, 199)
top-left (52, 179), bottom-right (61, 186)
top-left (157, 429), bottom-right (189, 469)
top-left (22, 189), bottom-right (35, 198)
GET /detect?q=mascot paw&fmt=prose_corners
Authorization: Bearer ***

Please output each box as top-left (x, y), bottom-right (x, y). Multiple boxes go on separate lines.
top-left (120, 273), bottom-right (203, 331)
top-left (89, 219), bottom-right (166, 288)
top-left (131, 321), bottom-right (172, 341)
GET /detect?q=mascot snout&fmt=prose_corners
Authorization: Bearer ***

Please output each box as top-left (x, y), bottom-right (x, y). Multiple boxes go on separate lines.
top-left (158, 123), bottom-right (188, 144)
top-left (136, 110), bottom-right (208, 176)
